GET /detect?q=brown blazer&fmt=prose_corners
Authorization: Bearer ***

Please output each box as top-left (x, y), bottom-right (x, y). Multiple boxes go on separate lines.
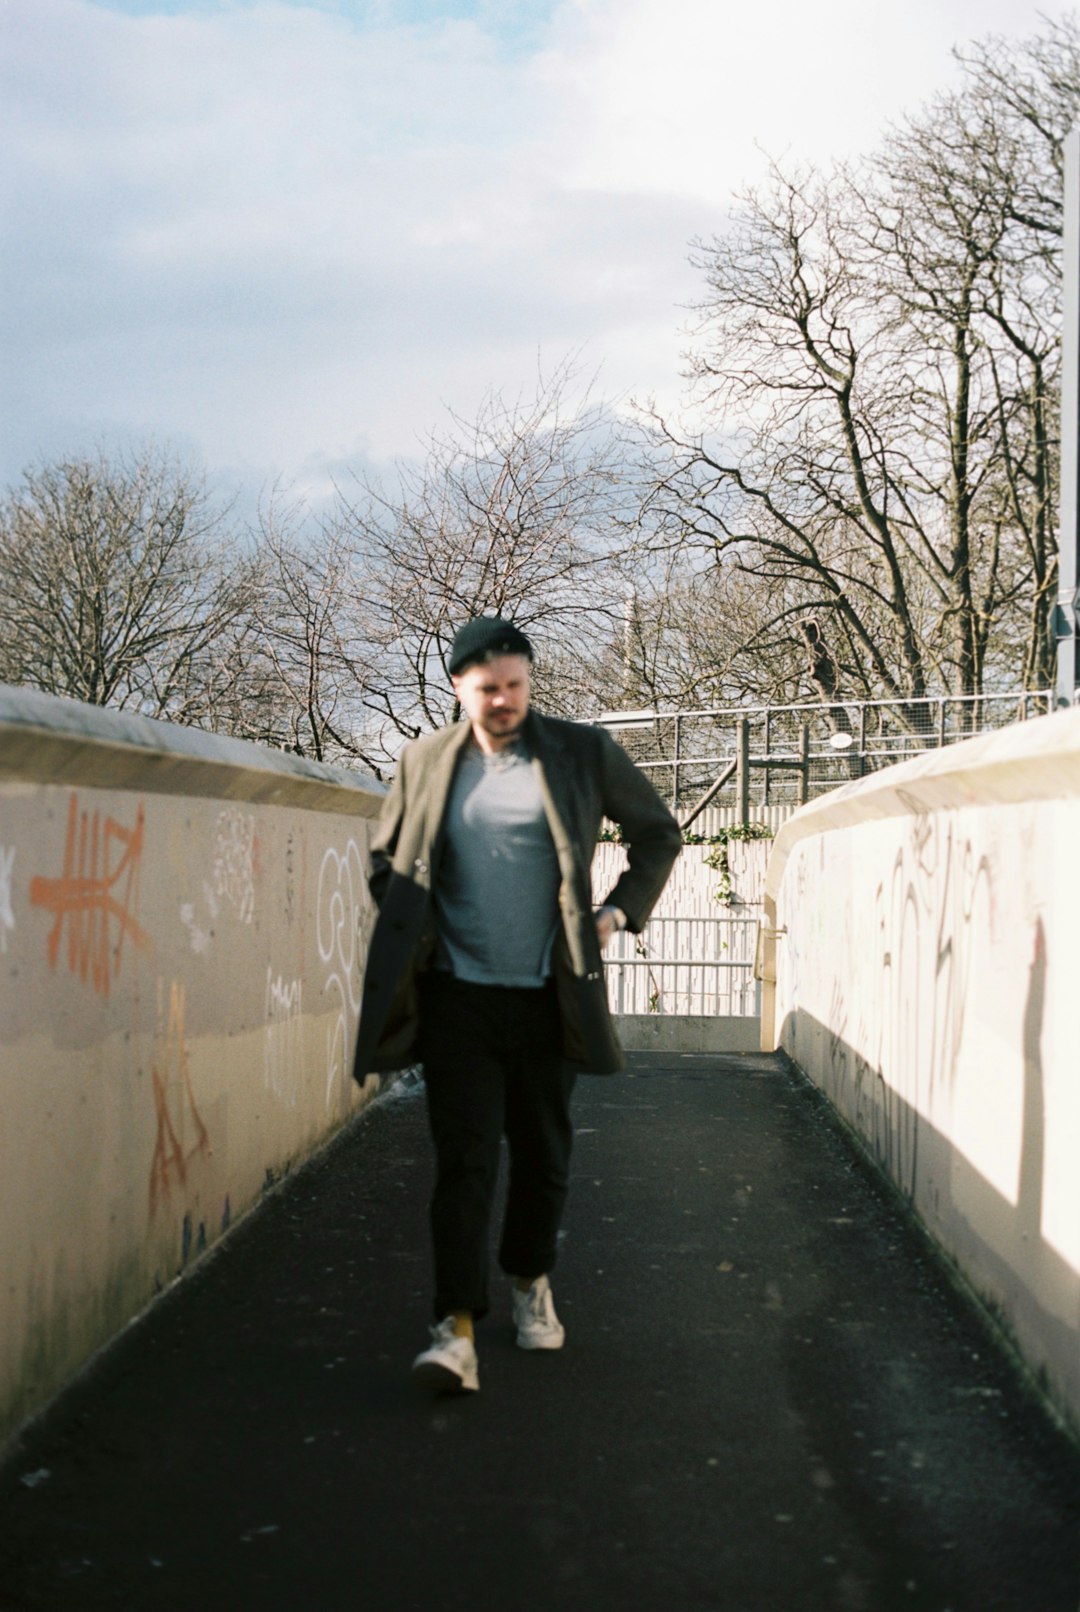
top-left (352, 709), bottom-right (681, 1081)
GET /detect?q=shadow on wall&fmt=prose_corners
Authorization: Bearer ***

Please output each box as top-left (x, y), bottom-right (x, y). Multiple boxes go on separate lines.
top-left (780, 935), bottom-right (1078, 1441)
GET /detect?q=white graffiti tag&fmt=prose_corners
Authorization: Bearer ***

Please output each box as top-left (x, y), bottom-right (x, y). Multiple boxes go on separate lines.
top-left (179, 902), bottom-right (211, 955)
top-left (316, 839), bottom-right (370, 1108)
top-left (0, 844), bottom-right (14, 952)
top-left (212, 809), bottom-right (256, 924)
top-left (265, 968), bottom-right (304, 1106)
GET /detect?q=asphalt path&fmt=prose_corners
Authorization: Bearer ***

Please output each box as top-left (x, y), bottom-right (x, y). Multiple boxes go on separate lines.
top-left (1, 1052), bottom-right (1077, 1612)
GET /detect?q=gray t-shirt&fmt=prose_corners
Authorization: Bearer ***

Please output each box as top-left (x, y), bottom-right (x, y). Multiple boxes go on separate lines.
top-left (433, 739), bottom-right (561, 987)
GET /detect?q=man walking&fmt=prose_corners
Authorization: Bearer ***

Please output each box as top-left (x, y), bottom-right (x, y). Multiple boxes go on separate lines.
top-left (352, 617), bottom-right (680, 1393)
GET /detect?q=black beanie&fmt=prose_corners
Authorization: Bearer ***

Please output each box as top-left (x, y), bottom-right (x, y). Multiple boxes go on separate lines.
top-left (448, 616), bottom-right (534, 676)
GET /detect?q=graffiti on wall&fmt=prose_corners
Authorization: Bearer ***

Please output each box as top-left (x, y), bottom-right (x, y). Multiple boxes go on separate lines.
top-left (0, 843), bottom-right (14, 952)
top-left (179, 898), bottom-right (212, 955)
top-left (316, 839), bottom-right (370, 1108)
top-left (265, 967), bottom-right (304, 1105)
top-left (799, 809), bottom-right (996, 1198)
top-left (211, 808), bottom-right (256, 925)
top-left (29, 792), bottom-right (151, 997)
top-left (284, 831), bottom-right (297, 929)
top-left (149, 978), bottom-right (211, 1215)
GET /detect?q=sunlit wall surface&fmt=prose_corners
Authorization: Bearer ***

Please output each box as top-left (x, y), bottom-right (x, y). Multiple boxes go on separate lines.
top-left (0, 687), bottom-right (383, 1449)
top-left (764, 709), bottom-right (1080, 1434)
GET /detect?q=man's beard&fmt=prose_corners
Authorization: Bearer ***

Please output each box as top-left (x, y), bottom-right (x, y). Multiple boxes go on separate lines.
top-left (480, 709), bottom-right (526, 742)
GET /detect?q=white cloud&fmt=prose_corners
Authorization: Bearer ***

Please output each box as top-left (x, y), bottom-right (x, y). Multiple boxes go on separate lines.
top-left (537, 0), bottom-right (1058, 205)
top-left (0, 0), bottom-right (1063, 502)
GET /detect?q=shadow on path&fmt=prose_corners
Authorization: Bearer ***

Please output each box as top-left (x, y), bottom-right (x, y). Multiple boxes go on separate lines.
top-left (1, 1053), bottom-right (1077, 1612)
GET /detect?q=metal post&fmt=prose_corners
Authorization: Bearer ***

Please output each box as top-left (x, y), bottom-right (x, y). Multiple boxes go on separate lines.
top-left (678, 759), bottom-right (737, 833)
top-left (1056, 127), bottom-right (1080, 707)
top-left (799, 723), bottom-right (811, 805)
top-left (737, 718), bottom-right (750, 827)
top-left (672, 714), bottom-right (682, 812)
top-left (763, 710), bottom-right (772, 804)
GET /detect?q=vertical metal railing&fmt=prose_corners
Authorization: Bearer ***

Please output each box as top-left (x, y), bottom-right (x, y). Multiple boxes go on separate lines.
top-left (603, 916), bottom-right (762, 1018)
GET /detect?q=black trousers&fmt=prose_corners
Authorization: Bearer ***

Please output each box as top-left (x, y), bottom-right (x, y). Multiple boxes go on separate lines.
top-left (417, 972), bottom-right (576, 1321)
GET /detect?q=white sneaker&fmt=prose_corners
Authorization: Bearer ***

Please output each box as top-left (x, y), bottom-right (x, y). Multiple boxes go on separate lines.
top-left (412, 1317), bottom-right (479, 1393)
top-left (511, 1274), bottom-right (565, 1351)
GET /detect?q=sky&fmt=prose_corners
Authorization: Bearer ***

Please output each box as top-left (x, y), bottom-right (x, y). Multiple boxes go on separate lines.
top-left (1, 0), bottom-right (1068, 510)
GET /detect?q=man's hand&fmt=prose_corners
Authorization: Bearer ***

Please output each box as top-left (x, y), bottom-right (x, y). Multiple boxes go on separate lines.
top-left (594, 905), bottom-right (626, 951)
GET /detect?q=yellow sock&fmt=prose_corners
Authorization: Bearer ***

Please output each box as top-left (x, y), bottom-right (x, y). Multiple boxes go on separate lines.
top-left (450, 1310), bottom-right (474, 1342)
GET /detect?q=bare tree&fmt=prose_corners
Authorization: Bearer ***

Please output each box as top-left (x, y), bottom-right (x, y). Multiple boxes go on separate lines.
top-left (242, 499), bottom-right (388, 772)
top-left (952, 17), bottom-right (1080, 687)
top-left (336, 361), bottom-right (631, 759)
top-left (640, 161), bottom-right (941, 720)
top-left (861, 30), bottom-right (1075, 695)
top-left (569, 552), bottom-right (801, 714)
top-left (0, 447), bottom-right (249, 720)
top-left (636, 20), bottom-right (1078, 714)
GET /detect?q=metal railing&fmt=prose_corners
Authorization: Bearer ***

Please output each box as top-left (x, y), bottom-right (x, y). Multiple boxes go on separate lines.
top-left (604, 915), bottom-right (761, 1018)
top-left (597, 691), bottom-right (1052, 816)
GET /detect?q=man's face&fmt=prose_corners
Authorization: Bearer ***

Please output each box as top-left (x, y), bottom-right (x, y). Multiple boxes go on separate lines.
top-left (452, 653), bottom-right (532, 750)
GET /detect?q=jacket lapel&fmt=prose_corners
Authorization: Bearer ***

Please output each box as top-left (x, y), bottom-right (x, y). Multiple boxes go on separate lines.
top-left (529, 713), bottom-right (595, 976)
top-left (420, 720), bottom-right (474, 873)
top-left (528, 712), bottom-right (576, 851)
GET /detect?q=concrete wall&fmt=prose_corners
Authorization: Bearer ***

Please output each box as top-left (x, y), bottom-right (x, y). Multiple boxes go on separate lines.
top-left (0, 686), bottom-right (384, 1450)
top-left (760, 706), bottom-right (1080, 1433)
top-left (615, 1014), bottom-right (762, 1054)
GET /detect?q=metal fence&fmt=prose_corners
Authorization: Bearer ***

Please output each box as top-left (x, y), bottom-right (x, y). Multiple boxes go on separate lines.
top-left (603, 915), bottom-right (761, 1018)
top-left (594, 831), bottom-right (766, 1020)
top-left (597, 692), bottom-right (1049, 1018)
top-left (597, 691), bottom-right (1052, 815)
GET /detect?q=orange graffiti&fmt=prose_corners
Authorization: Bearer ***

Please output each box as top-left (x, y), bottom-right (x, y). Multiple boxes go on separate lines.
top-left (149, 979), bottom-right (211, 1216)
top-left (29, 792), bottom-right (151, 997)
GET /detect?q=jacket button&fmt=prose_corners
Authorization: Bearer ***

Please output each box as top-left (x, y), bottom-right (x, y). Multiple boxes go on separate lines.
top-left (414, 859), bottom-right (428, 874)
